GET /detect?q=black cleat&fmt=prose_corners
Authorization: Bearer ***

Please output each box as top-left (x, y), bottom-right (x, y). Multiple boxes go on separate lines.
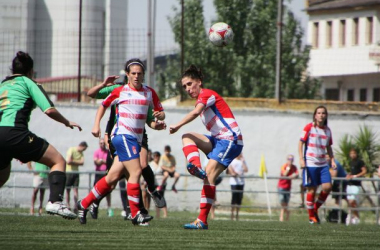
top-left (77, 200), bottom-right (88, 225)
top-left (147, 189), bottom-right (166, 208)
top-left (89, 203), bottom-right (98, 219)
top-left (131, 211), bottom-right (153, 225)
top-left (314, 211), bottom-right (320, 224)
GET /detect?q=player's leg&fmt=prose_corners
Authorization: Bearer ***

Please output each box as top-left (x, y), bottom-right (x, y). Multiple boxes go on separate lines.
top-left (182, 132), bottom-right (212, 179)
top-left (0, 163), bottom-right (11, 188)
top-left (314, 166), bottom-right (332, 219)
top-left (38, 143), bottom-right (77, 219)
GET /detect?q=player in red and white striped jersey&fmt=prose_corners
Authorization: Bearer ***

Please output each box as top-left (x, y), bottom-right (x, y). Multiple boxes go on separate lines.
top-left (169, 65), bottom-right (243, 229)
top-left (77, 60), bottom-right (166, 225)
top-left (299, 106), bottom-right (336, 224)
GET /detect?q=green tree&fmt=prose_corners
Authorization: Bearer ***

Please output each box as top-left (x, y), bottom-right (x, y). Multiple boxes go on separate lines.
top-left (157, 0), bottom-right (319, 100)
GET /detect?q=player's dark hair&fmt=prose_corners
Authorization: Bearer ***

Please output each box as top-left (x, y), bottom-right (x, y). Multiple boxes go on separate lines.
top-left (313, 105), bottom-right (328, 126)
top-left (182, 64), bottom-right (204, 82)
top-left (124, 58), bottom-right (145, 73)
top-left (12, 51), bottom-right (34, 75)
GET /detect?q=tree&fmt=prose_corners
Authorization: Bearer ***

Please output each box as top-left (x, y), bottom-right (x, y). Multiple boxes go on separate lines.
top-left (157, 0), bottom-right (319, 100)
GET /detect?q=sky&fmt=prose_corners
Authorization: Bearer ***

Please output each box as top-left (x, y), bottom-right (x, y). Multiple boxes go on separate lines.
top-left (127, 0), bottom-right (309, 57)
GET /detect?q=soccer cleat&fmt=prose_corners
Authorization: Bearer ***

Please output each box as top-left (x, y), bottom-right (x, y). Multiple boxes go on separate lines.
top-left (46, 201), bottom-right (77, 220)
top-left (184, 219), bottom-right (208, 230)
top-left (186, 163), bottom-right (207, 180)
top-left (314, 211), bottom-right (320, 224)
top-left (131, 211), bottom-right (153, 225)
top-left (147, 189), bottom-right (167, 208)
top-left (77, 200), bottom-right (88, 225)
top-left (125, 213), bottom-right (132, 221)
top-left (172, 186), bottom-right (178, 193)
top-left (138, 222), bottom-right (150, 227)
top-left (309, 217), bottom-right (319, 225)
top-left (89, 203), bottom-right (98, 219)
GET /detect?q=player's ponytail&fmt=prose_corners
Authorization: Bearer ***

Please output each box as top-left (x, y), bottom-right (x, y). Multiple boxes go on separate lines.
top-left (12, 51), bottom-right (34, 75)
top-left (182, 64), bottom-right (204, 82)
top-left (313, 105), bottom-right (328, 126)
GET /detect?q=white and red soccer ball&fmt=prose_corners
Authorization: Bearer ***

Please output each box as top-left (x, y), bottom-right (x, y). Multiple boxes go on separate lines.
top-left (208, 22), bottom-right (234, 47)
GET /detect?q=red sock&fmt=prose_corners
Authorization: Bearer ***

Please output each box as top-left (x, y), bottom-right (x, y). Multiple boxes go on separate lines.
top-left (197, 185), bottom-right (216, 224)
top-left (127, 182), bottom-right (141, 217)
top-left (81, 177), bottom-right (112, 209)
top-left (306, 193), bottom-right (315, 218)
top-left (314, 191), bottom-right (329, 211)
top-left (183, 144), bottom-right (201, 168)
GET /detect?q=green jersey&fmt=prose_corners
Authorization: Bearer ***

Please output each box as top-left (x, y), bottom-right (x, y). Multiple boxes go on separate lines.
top-left (0, 75), bottom-right (54, 129)
top-left (96, 84), bottom-right (155, 123)
top-left (35, 162), bottom-right (49, 178)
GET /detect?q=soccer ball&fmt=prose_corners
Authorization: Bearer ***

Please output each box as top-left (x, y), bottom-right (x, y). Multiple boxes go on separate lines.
top-left (208, 22), bottom-right (234, 47)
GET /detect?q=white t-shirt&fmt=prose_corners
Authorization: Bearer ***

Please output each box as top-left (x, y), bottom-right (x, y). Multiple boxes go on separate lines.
top-left (229, 159), bottom-right (245, 185)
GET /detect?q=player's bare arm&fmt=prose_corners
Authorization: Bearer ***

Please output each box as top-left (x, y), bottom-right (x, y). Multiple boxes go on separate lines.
top-left (92, 105), bottom-right (107, 138)
top-left (169, 103), bottom-right (204, 134)
top-left (45, 108), bottom-right (82, 131)
top-left (326, 146), bottom-right (336, 169)
top-left (298, 141), bottom-right (305, 168)
top-left (153, 110), bottom-right (165, 120)
top-left (87, 75), bottom-right (119, 98)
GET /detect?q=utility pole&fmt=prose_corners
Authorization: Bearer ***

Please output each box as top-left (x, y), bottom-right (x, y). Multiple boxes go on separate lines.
top-left (77, 0), bottom-right (83, 102)
top-left (180, 0), bottom-right (184, 101)
top-left (147, 0), bottom-right (152, 87)
top-left (275, 0), bottom-right (283, 104)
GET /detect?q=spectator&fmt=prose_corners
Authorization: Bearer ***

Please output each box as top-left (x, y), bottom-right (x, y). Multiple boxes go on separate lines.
top-left (93, 139), bottom-right (113, 217)
top-left (346, 148), bottom-right (367, 225)
top-left (65, 141), bottom-right (88, 212)
top-left (229, 153), bottom-right (248, 221)
top-left (147, 151), bottom-right (167, 218)
top-left (27, 162), bottom-right (49, 216)
top-left (327, 154), bottom-right (348, 206)
top-left (157, 145), bottom-right (180, 193)
top-left (277, 154), bottom-right (299, 222)
top-left (147, 149), bottom-right (153, 163)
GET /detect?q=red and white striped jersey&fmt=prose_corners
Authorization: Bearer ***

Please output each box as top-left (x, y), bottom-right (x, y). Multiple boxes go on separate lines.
top-left (300, 122), bottom-right (333, 167)
top-left (102, 84), bottom-right (163, 143)
top-left (196, 89), bottom-right (243, 145)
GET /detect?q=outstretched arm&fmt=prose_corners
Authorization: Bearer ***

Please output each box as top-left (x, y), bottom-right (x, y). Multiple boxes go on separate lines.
top-left (92, 105), bottom-right (107, 138)
top-left (45, 108), bottom-right (82, 131)
top-left (169, 103), bottom-right (204, 134)
top-left (87, 75), bottom-right (119, 98)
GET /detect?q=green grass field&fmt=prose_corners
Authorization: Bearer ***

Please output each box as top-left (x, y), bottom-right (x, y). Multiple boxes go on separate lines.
top-left (0, 208), bottom-right (379, 250)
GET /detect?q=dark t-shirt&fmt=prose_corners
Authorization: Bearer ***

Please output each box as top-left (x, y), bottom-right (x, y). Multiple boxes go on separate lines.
top-left (348, 159), bottom-right (365, 186)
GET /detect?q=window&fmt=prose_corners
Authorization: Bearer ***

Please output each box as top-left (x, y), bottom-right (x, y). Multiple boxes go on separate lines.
top-left (347, 89), bottom-right (354, 101)
top-left (313, 22), bottom-right (319, 48)
top-left (325, 89), bottom-right (340, 100)
top-left (373, 88), bottom-right (380, 102)
top-left (366, 17), bottom-right (373, 44)
top-left (339, 20), bottom-right (346, 46)
top-left (352, 18), bottom-right (359, 45)
top-left (360, 88), bottom-right (367, 102)
top-left (326, 21), bottom-right (333, 47)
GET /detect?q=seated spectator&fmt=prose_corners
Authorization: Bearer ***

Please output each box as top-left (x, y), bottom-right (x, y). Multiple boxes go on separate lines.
top-left (157, 145), bottom-right (180, 193)
top-left (277, 155), bottom-right (299, 222)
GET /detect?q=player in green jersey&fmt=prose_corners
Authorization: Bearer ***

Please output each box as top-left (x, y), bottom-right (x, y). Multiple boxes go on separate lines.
top-left (0, 51), bottom-right (81, 220)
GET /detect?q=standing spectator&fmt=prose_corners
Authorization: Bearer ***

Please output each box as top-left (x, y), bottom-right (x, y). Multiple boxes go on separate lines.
top-left (65, 141), bottom-right (88, 212)
top-left (346, 148), bottom-right (367, 225)
top-left (27, 162), bottom-right (49, 216)
top-left (277, 155), bottom-right (299, 222)
top-left (148, 151), bottom-right (167, 218)
top-left (327, 154), bottom-right (348, 206)
top-left (93, 139), bottom-right (113, 217)
top-left (229, 153), bottom-right (248, 221)
top-left (158, 145), bottom-right (180, 193)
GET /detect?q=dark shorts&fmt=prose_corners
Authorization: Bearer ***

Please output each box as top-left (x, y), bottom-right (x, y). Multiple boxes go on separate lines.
top-left (231, 185), bottom-right (244, 205)
top-left (332, 180), bottom-right (347, 200)
top-left (94, 173), bottom-right (106, 185)
top-left (163, 170), bottom-right (176, 178)
top-left (0, 127), bottom-right (49, 170)
top-left (66, 173), bottom-right (80, 188)
top-left (278, 188), bottom-right (291, 204)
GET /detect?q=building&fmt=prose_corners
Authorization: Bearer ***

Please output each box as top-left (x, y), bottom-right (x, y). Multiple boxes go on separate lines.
top-left (0, 0), bottom-right (127, 80)
top-left (306, 0), bottom-right (380, 102)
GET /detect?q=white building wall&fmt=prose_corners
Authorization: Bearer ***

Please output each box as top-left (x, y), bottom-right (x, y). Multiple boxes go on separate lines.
top-left (307, 9), bottom-right (380, 77)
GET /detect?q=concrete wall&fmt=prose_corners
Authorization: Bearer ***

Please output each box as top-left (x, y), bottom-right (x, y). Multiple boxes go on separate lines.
top-left (3, 105), bottom-right (380, 212)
